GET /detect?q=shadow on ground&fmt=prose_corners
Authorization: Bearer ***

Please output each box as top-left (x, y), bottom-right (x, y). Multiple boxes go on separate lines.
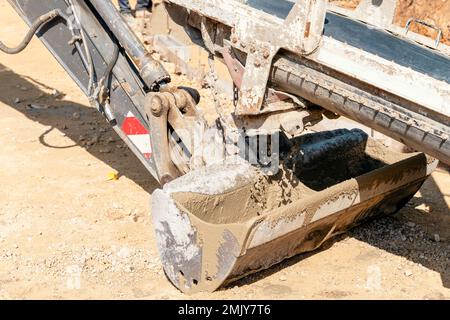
top-left (0, 63), bottom-right (448, 294)
top-left (0, 63), bottom-right (160, 194)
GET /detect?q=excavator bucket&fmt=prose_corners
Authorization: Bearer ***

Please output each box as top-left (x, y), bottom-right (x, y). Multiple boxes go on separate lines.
top-left (5, 0), bottom-right (447, 295)
top-left (152, 129), bottom-right (438, 293)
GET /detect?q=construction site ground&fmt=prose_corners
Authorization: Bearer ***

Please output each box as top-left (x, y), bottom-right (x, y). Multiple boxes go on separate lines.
top-left (0, 1), bottom-right (449, 299)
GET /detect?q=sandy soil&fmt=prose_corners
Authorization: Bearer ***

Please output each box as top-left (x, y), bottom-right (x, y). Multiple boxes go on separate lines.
top-left (0, 1), bottom-right (449, 300)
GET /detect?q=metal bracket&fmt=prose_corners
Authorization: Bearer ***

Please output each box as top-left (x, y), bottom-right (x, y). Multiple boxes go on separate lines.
top-left (144, 87), bottom-right (202, 184)
top-left (352, 0), bottom-right (397, 29)
top-left (168, 0), bottom-right (327, 115)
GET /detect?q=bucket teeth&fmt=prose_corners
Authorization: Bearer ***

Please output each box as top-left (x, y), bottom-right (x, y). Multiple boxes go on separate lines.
top-left (151, 129), bottom-right (437, 294)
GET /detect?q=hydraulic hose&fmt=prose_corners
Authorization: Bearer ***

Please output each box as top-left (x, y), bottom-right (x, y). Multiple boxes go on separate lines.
top-left (0, 9), bottom-right (61, 54)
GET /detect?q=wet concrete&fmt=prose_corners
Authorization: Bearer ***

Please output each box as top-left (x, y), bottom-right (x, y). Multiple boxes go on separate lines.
top-left (152, 129), bottom-right (436, 293)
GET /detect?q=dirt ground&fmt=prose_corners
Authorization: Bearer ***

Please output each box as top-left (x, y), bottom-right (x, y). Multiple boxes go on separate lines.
top-left (331, 0), bottom-right (450, 45)
top-left (0, 1), bottom-right (449, 300)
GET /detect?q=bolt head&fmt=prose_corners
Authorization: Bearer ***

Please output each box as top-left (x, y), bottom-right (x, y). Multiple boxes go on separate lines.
top-left (150, 102), bottom-right (163, 116)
